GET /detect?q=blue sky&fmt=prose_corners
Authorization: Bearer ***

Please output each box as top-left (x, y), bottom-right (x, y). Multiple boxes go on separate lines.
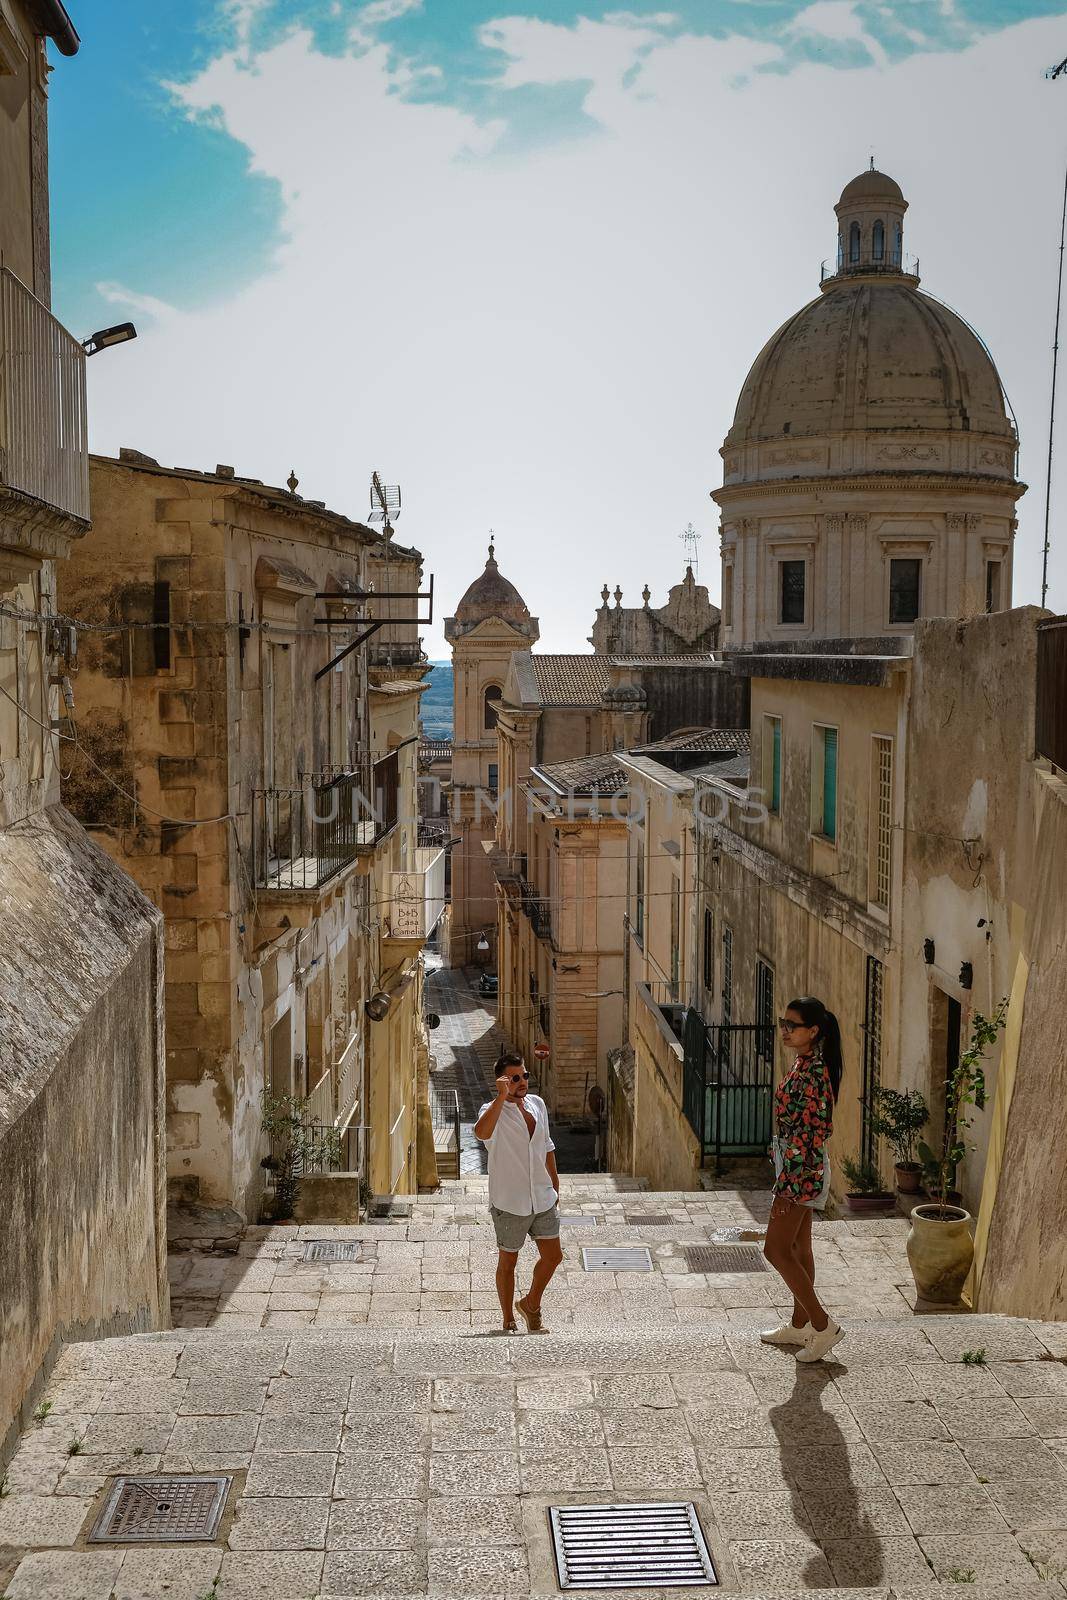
top-left (46, 0), bottom-right (1067, 647)
top-left (51, 0), bottom-right (1062, 337)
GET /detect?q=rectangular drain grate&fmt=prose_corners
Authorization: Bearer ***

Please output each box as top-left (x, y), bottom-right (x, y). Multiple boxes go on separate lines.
top-left (683, 1243), bottom-right (767, 1274)
top-left (561, 1214), bottom-right (602, 1227)
top-left (303, 1240), bottom-right (362, 1263)
top-left (549, 1500), bottom-right (717, 1590)
top-left (623, 1213), bottom-right (674, 1227)
top-left (90, 1475), bottom-right (231, 1544)
top-left (581, 1246), bottom-right (653, 1273)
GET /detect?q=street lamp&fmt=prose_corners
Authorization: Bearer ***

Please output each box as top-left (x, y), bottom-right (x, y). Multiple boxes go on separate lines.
top-left (81, 322), bottom-right (137, 357)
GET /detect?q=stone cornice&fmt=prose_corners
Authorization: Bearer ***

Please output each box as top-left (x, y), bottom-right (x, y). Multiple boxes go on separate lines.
top-left (712, 472), bottom-right (1026, 509)
top-left (0, 487), bottom-right (90, 593)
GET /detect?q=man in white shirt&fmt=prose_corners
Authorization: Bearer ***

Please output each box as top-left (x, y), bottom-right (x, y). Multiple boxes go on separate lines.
top-left (473, 1049), bottom-right (562, 1333)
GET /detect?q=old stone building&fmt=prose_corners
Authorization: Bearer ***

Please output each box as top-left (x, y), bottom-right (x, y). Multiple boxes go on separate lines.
top-left (589, 564), bottom-right (719, 656)
top-left (617, 171), bottom-right (1067, 1287)
top-left (717, 168), bottom-right (1021, 645)
top-left (444, 543), bottom-right (539, 965)
top-left (0, 1), bottom-right (168, 1465)
top-left (57, 453), bottom-right (441, 1218)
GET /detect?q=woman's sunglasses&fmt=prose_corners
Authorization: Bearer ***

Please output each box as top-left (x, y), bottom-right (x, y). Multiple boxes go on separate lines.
top-left (778, 1018), bottom-right (811, 1033)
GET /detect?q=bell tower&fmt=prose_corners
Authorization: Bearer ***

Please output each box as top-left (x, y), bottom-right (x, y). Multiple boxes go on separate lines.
top-left (444, 544), bottom-right (538, 965)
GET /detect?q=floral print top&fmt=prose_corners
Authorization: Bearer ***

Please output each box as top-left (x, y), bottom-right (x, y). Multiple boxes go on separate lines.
top-left (772, 1044), bottom-right (834, 1202)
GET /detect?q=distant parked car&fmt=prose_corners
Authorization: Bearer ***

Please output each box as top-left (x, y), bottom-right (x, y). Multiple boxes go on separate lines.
top-left (478, 972), bottom-right (498, 998)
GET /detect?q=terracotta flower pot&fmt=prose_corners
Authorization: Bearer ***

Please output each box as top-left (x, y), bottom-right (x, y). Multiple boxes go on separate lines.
top-left (845, 1192), bottom-right (897, 1215)
top-left (894, 1162), bottom-right (922, 1195)
top-left (907, 1203), bottom-right (974, 1303)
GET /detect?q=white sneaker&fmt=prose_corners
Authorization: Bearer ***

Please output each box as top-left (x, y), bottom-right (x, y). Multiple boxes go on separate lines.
top-left (759, 1321), bottom-right (811, 1346)
top-left (796, 1320), bottom-right (845, 1362)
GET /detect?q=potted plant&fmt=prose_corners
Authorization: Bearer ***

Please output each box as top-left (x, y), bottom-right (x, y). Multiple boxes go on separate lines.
top-left (907, 1001), bottom-right (1007, 1304)
top-left (840, 1152), bottom-right (896, 1215)
top-left (260, 1092), bottom-right (341, 1222)
top-left (867, 1086), bottom-right (929, 1194)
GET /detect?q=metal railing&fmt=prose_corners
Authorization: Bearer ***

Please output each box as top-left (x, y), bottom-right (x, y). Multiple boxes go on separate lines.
top-left (0, 267), bottom-right (89, 521)
top-left (1036, 617), bottom-right (1067, 771)
top-left (366, 638), bottom-right (426, 668)
top-left (820, 252), bottom-right (919, 284)
top-left (253, 752), bottom-right (401, 888)
top-left (266, 1118), bottom-right (361, 1178)
top-left (682, 1009), bottom-right (776, 1164)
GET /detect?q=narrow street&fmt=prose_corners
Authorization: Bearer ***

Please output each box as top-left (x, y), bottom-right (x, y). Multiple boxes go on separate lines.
top-left (424, 959), bottom-right (501, 1175)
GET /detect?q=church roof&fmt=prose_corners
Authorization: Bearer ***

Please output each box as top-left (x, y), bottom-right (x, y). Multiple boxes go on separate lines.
top-left (724, 173), bottom-right (1015, 455)
top-left (453, 543), bottom-right (531, 627)
top-left (838, 168), bottom-right (904, 205)
top-left (530, 655), bottom-right (614, 707)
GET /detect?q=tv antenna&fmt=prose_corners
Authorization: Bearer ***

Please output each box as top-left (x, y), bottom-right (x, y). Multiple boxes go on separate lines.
top-left (680, 522), bottom-right (701, 577)
top-left (368, 471), bottom-right (401, 538)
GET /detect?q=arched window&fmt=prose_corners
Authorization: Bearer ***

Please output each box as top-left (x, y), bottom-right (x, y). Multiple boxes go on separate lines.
top-left (893, 223), bottom-right (903, 265)
top-left (848, 221), bottom-right (861, 264)
top-left (483, 684), bottom-right (502, 729)
top-left (873, 219), bottom-right (885, 261)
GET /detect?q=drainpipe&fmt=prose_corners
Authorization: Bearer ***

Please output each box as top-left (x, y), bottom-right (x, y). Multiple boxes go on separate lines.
top-left (29, 0), bottom-right (80, 54)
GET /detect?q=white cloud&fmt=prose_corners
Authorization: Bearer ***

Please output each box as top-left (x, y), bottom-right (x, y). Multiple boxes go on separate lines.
top-left (93, 282), bottom-right (178, 321)
top-left (85, 9), bottom-right (1067, 652)
top-left (360, 0), bottom-right (422, 22)
top-left (786, 1), bottom-right (889, 65)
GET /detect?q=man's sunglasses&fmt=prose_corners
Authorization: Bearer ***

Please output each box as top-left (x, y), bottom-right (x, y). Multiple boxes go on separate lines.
top-left (508, 1071), bottom-right (530, 1083)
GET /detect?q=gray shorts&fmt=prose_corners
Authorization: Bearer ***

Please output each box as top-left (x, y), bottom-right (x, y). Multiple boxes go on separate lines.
top-left (490, 1202), bottom-right (561, 1253)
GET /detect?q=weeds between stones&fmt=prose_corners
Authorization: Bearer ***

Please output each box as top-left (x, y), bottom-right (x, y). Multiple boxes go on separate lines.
top-left (33, 1401), bottom-right (52, 1423)
top-left (960, 1348), bottom-right (986, 1365)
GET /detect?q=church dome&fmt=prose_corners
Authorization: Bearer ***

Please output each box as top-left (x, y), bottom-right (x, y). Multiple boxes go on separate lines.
top-left (838, 168), bottom-right (904, 205)
top-left (453, 543), bottom-right (531, 627)
top-left (724, 279), bottom-right (1015, 449)
top-left (723, 170), bottom-right (1014, 459)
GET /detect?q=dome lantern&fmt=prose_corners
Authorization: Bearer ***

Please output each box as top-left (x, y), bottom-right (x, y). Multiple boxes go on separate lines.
top-left (826, 165), bottom-right (914, 286)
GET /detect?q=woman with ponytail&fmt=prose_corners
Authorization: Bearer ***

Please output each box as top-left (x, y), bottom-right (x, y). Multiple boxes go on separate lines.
top-left (760, 996), bottom-right (845, 1362)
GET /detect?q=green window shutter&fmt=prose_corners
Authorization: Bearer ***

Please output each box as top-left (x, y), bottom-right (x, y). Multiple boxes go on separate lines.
top-left (823, 727), bottom-right (838, 840)
top-left (772, 720), bottom-right (781, 814)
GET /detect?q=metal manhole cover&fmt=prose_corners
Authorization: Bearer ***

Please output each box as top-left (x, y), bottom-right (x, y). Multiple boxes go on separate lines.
top-left (624, 1213), bottom-right (674, 1227)
top-left (561, 1214), bottom-right (602, 1227)
top-left (89, 1475), bottom-right (231, 1544)
top-left (581, 1246), bottom-right (653, 1273)
top-left (303, 1240), bottom-right (362, 1263)
top-left (683, 1243), bottom-right (767, 1274)
top-left (549, 1501), bottom-right (717, 1590)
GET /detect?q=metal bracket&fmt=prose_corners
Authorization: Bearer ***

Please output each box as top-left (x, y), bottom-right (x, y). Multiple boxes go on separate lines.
top-left (313, 576), bottom-right (434, 681)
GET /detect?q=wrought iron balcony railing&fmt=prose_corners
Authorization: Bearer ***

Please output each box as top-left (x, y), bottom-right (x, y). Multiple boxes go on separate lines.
top-left (253, 751), bottom-right (401, 889)
top-left (0, 267), bottom-right (89, 521)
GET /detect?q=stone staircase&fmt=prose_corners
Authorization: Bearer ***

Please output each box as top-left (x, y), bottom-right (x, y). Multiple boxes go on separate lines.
top-left (2, 1175), bottom-right (1066, 1600)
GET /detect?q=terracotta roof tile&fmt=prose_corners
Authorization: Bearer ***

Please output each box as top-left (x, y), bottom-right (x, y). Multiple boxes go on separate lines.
top-left (530, 655), bottom-right (613, 706)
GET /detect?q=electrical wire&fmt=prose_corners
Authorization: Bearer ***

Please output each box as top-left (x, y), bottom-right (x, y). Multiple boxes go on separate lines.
top-left (0, 680), bottom-right (239, 827)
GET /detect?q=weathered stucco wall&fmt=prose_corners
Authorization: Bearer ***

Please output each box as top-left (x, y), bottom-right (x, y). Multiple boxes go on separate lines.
top-left (900, 610), bottom-right (1043, 1212)
top-left (0, 807), bottom-right (167, 1466)
top-left (973, 766), bottom-right (1067, 1318)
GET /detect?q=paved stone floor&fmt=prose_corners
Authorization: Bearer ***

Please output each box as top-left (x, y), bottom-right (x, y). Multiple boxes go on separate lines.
top-left (5, 1206), bottom-right (1067, 1600)
top-left (169, 1180), bottom-right (929, 1333)
top-left (9, 981), bottom-right (1067, 1597)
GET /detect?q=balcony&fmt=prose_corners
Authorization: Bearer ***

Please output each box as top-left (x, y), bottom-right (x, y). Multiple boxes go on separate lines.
top-left (820, 251), bottom-right (919, 286)
top-left (0, 267), bottom-right (89, 529)
top-left (1037, 617), bottom-right (1067, 771)
top-left (366, 638), bottom-right (426, 669)
top-left (386, 845), bottom-right (446, 943)
top-left (253, 752), bottom-right (400, 892)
